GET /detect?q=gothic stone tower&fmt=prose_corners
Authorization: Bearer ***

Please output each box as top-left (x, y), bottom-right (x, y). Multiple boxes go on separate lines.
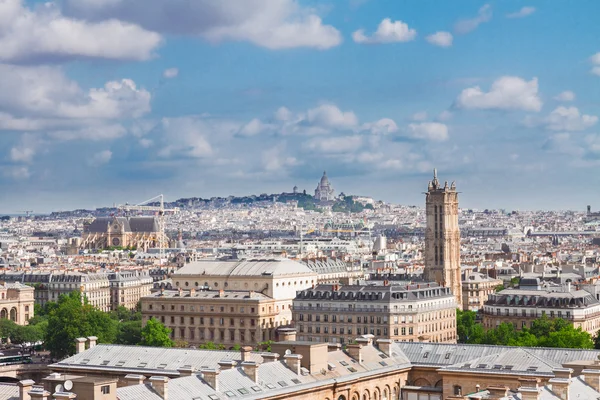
top-left (424, 169), bottom-right (462, 306)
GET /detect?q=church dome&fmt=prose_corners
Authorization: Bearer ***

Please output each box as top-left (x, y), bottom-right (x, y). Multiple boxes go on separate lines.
top-left (320, 171), bottom-right (329, 185)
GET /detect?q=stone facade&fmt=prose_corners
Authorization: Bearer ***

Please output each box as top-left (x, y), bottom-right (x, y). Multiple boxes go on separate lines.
top-left (424, 169), bottom-right (462, 306)
top-left (81, 216), bottom-right (161, 251)
top-left (108, 270), bottom-right (153, 310)
top-left (0, 282), bottom-right (34, 325)
top-left (314, 171), bottom-right (335, 202)
top-left (462, 271), bottom-right (503, 311)
top-left (293, 283), bottom-right (457, 344)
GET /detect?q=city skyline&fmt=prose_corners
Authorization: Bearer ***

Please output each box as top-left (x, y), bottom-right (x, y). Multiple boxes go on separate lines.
top-left (1, 0), bottom-right (599, 212)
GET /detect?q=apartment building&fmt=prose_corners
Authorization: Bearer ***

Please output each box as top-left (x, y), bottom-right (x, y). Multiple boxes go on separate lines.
top-left (482, 278), bottom-right (600, 335)
top-left (293, 282), bottom-right (457, 344)
top-left (108, 270), bottom-right (153, 310)
top-left (49, 273), bottom-right (111, 312)
top-left (142, 258), bottom-right (318, 347)
top-left (462, 271), bottom-right (503, 311)
top-left (0, 282), bottom-right (34, 325)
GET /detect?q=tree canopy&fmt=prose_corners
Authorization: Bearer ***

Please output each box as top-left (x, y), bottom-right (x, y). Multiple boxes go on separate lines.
top-left (457, 309), bottom-right (593, 349)
top-left (140, 318), bottom-right (173, 347)
top-left (45, 291), bottom-right (118, 358)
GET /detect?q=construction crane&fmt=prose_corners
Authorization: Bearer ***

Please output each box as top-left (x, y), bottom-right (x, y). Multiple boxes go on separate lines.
top-left (18, 210), bottom-right (33, 217)
top-left (117, 194), bottom-right (179, 261)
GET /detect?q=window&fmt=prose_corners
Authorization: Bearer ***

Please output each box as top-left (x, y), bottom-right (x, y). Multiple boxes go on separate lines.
top-left (101, 386), bottom-right (110, 394)
top-left (453, 386), bottom-right (462, 396)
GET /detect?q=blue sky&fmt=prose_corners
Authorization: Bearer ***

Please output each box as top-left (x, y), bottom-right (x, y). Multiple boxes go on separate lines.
top-left (1, 0), bottom-right (599, 212)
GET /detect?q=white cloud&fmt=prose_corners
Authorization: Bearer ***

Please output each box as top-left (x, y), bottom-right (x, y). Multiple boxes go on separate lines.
top-left (411, 111), bottom-right (428, 121)
top-left (305, 136), bottom-right (363, 154)
top-left (0, 65), bottom-right (151, 120)
top-left (506, 7), bottom-right (536, 19)
top-left (553, 91), bottom-right (575, 102)
top-left (408, 122), bottom-right (449, 141)
top-left (591, 53), bottom-right (600, 76)
top-left (274, 107), bottom-right (293, 122)
top-left (454, 76), bottom-right (542, 112)
top-left (163, 68), bottom-right (179, 79)
top-left (305, 104), bottom-right (359, 129)
top-left (0, 0), bottom-right (161, 63)
top-left (353, 18), bottom-right (416, 44)
top-left (3, 166), bottom-right (30, 180)
top-left (454, 4), bottom-right (492, 34)
top-left (426, 31), bottom-right (453, 47)
top-left (237, 118), bottom-right (273, 137)
top-left (437, 110), bottom-right (453, 121)
top-left (545, 106), bottom-right (598, 131)
top-left (363, 118), bottom-right (399, 135)
top-left (262, 143), bottom-right (300, 172)
top-left (49, 125), bottom-right (127, 141)
top-left (62, 0), bottom-right (341, 50)
top-left (88, 150), bottom-right (112, 166)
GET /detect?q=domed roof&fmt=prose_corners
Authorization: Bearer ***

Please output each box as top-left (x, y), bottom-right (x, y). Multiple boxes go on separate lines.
top-left (320, 171), bottom-right (329, 185)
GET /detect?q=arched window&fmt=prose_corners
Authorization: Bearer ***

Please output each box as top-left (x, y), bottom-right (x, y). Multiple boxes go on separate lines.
top-left (454, 386), bottom-right (462, 396)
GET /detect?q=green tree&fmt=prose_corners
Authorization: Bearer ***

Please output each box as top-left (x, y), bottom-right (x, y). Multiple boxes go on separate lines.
top-left (199, 341), bottom-right (225, 350)
top-left (140, 318), bottom-right (173, 347)
top-left (116, 321), bottom-right (142, 345)
top-left (494, 284), bottom-right (505, 292)
top-left (456, 309), bottom-right (484, 343)
top-left (45, 292), bottom-right (118, 358)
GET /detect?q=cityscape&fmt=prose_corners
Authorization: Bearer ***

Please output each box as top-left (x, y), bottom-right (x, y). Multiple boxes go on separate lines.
top-left (1, 1), bottom-right (600, 400)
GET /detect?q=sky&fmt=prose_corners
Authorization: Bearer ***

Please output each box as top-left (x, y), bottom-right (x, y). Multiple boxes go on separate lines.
top-left (1, 0), bottom-right (599, 213)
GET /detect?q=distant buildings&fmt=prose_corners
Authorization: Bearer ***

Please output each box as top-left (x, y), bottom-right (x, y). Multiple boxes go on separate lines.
top-left (293, 282), bottom-right (457, 344)
top-left (462, 271), bottom-right (503, 311)
top-left (483, 278), bottom-right (600, 335)
top-left (314, 171), bottom-right (335, 202)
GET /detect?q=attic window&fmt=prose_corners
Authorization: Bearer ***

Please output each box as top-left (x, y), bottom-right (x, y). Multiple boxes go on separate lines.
top-left (138, 362), bottom-right (147, 368)
top-left (445, 353), bottom-right (451, 359)
top-left (250, 386), bottom-right (262, 392)
top-left (379, 353), bottom-right (389, 359)
top-left (80, 359), bottom-right (90, 365)
top-left (101, 360), bottom-right (110, 365)
top-left (379, 361), bottom-right (388, 367)
top-left (157, 363), bottom-right (167, 369)
top-left (493, 364), bottom-right (502, 369)
top-left (291, 379), bottom-right (302, 385)
top-left (339, 361), bottom-right (349, 366)
top-left (504, 365), bottom-right (514, 370)
top-left (278, 381), bottom-right (288, 387)
top-left (347, 367), bottom-right (358, 373)
top-left (237, 389), bottom-right (249, 395)
top-left (208, 395), bottom-right (219, 400)
top-left (266, 384), bottom-right (276, 390)
top-left (477, 364), bottom-right (487, 369)
top-left (224, 391), bottom-right (236, 397)
top-left (423, 352), bottom-right (429, 359)
top-left (115, 361), bottom-right (126, 367)
top-left (527, 366), bottom-right (538, 372)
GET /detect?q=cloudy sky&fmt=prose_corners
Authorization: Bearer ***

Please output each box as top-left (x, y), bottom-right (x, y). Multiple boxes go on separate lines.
top-left (1, 0), bottom-right (599, 213)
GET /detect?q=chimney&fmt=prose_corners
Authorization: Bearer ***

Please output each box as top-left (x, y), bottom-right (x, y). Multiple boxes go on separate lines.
top-left (583, 369), bottom-right (600, 392)
top-left (219, 289), bottom-right (224, 297)
top-left (376, 339), bottom-right (392, 356)
top-left (487, 385), bottom-right (509, 400)
top-left (190, 288), bottom-right (195, 296)
top-left (201, 369), bottom-right (220, 391)
top-left (549, 377), bottom-right (570, 400)
top-left (149, 376), bottom-right (169, 400)
top-left (217, 360), bottom-right (237, 370)
top-left (519, 386), bottom-right (540, 400)
top-left (18, 379), bottom-right (35, 400)
top-left (241, 361), bottom-right (259, 383)
top-left (28, 388), bottom-right (50, 400)
top-left (278, 328), bottom-right (297, 342)
top-left (283, 354), bottom-right (303, 375)
top-left (262, 353), bottom-right (280, 363)
top-left (356, 336), bottom-right (373, 346)
top-left (52, 393), bottom-right (76, 400)
top-left (124, 374), bottom-right (145, 386)
top-left (74, 337), bottom-right (86, 354)
top-left (346, 344), bottom-right (363, 363)
top-left (241, 346), bottom-right (253, 362)
top-left (177, 366), bottom-right (196, 376)
top-left (87, 336), bottom-right (97, 349)
top-left (327, 343), bottom-right (341, 352)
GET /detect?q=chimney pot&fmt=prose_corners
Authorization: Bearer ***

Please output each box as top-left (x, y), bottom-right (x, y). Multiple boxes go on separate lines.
top-left (217, 360), bottom-right (237, 370)
top-left (28, 388), bottom-right (51, 400)
top-left (346, 343), bottom-right (363, 363)
top-left (262, 353), bottom-right (280, 363)
top-left (240, 346), bottom-right (253, 362)
top-left (87, 336), bottom-right (98, 349)
top-left (124, 374), bottom-right (145, 387)
top-left (149, 376), bottom-right (169, 400)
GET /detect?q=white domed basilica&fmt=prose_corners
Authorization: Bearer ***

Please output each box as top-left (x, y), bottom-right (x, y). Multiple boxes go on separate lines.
top-left (314, 171), bottom-right (335, 202)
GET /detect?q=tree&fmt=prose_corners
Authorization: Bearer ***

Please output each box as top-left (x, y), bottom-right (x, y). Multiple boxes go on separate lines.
top-left (199, 341), bottom-right (225, 350)
top-left (494, 284), bottom-right (505, 292)
top-left (45, 292), bottom-right (118, 358)
top-left (140, 318), bottom-right (173, 347)
top-left (456, 309), bottom-right (484, 343)
top-left (116, 321), bottom-right (142, 345)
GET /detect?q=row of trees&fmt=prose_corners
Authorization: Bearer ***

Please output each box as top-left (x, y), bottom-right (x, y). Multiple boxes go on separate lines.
top-left (2, 292), bottom-right (175, 358)
top-left (457, 309), bottom-right (595, 348)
